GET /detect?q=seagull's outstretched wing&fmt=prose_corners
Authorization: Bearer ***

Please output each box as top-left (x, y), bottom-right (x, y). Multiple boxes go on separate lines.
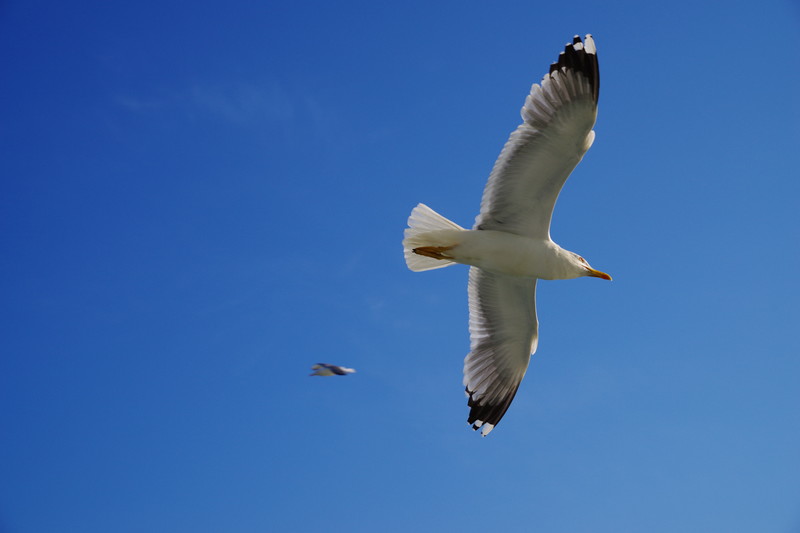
top-left (464, 267), bottom-right (538, 436)
top-left (474, 35), bottom-right (599, 239)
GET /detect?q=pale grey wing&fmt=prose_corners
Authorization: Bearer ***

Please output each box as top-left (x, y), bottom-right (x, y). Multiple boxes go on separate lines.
top-left (464, 267), bottom-right (538, 436)
top-left (474, 35), bottom-right (599, 239)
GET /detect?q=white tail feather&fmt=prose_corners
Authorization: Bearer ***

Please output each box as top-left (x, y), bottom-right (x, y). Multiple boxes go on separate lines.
top-left (403, 204), bottom-right (465, 272)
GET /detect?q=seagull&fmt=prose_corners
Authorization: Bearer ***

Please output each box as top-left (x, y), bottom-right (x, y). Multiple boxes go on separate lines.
top-left (309, 363), bottom-right (357, 377)
top-left (402, 34), bottom-right (611, 436)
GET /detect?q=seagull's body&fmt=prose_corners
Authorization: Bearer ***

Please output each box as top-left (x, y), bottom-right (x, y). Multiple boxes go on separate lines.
top-left (402, 35), bottom-right (611, 436)
top-left (309, 363), bottom-right (356, 377)
top-left (414, 228), bottom-right (595, 280)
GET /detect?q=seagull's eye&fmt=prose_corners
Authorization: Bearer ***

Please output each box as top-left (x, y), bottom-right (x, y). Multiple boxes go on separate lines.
top-left (577, 256), bottom-right (587, 265)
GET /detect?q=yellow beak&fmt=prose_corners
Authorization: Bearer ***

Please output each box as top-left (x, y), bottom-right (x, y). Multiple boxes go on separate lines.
top-left (587, 268), bottom-right (612, 281)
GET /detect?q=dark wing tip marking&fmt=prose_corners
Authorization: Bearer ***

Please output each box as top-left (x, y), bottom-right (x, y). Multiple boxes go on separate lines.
top-left (465, 384), bottom-right (521, 434)
top-left (316, 363), bottom-right (349, 375)
top-left (546, 34), bottom-right (599, 102)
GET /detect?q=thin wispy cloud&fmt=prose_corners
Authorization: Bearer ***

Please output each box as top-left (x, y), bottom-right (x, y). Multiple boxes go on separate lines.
top-left (188, 81), bottom-right (295, 124)
top-left (115, 80), bottom-right (295, 125)
top-left (114, 95), bottom-right (164, 111)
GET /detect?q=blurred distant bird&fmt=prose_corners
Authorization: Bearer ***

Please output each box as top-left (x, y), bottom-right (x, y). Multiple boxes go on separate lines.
top-left (403, 35), bottom-right (611, 436)
top-left (309, 363), bottom-right (356, 377)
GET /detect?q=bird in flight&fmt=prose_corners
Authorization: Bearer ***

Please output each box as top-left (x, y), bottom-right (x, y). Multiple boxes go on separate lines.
top-left (309, 363), bottom-right (357, 377)
top-left (403, 34), bottom-right (611, 436)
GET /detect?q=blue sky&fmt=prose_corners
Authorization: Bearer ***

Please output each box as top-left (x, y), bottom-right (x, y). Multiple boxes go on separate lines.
top-left (2, 1), bottom-right (800, 531)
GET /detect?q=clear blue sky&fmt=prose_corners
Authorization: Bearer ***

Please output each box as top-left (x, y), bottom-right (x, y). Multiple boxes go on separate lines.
top-left (2, 1), bottom-right (799, 532)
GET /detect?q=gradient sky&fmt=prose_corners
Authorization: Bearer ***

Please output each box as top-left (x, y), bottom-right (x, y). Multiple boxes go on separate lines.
top-left (2, 1), bottom-right (800, 532)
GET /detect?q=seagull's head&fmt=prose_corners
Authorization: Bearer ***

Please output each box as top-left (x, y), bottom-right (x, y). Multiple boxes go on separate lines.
top-left (572, 253), bottom-right (612, 281)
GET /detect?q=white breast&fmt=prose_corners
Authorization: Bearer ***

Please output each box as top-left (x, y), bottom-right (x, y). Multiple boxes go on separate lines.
top-left (449, 230), bottom-right (575, 279)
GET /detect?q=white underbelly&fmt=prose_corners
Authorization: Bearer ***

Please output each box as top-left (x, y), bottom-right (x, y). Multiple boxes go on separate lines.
top-left (450, 230), bottom-right (558, 278)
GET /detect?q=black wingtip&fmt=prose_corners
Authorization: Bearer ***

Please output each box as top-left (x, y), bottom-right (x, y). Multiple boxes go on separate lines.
top-left (546, 34), bottom-right (599, 102)
top-left (465, 384), bottom-right (521, 433)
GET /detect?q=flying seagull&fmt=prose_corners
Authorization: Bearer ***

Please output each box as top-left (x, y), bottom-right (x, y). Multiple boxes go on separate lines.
top-left (402, 34), bottom-right (611, 436)
top-left (309, 363), bottom-right (357, 377)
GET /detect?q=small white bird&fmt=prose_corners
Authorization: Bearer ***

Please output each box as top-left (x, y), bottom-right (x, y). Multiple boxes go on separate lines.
top-left (309, 363), bottom-right (357, 377)
top-left (403, 35), bottom-right (611, 436)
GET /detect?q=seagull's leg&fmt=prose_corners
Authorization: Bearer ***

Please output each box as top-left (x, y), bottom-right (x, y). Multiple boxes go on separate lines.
top-left (413, 245), bottom-right (455, 260)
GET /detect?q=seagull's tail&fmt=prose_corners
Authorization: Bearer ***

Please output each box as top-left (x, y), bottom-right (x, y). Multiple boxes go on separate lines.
top-left (403, 203), bottom-right (465, 272)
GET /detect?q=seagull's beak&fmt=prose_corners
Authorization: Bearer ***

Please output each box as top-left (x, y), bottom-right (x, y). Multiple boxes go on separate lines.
top-left (586, 268), bottom-right (612, 281)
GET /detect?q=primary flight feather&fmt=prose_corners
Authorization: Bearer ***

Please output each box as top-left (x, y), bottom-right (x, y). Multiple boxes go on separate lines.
top-left (403, 34), bottom-right (611, 436)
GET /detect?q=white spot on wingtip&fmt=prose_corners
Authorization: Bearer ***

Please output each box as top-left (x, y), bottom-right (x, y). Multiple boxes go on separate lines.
top-left (584, 35), bottom-right (597, 54)
top-left (481, 424), bottom-right (495, 437)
